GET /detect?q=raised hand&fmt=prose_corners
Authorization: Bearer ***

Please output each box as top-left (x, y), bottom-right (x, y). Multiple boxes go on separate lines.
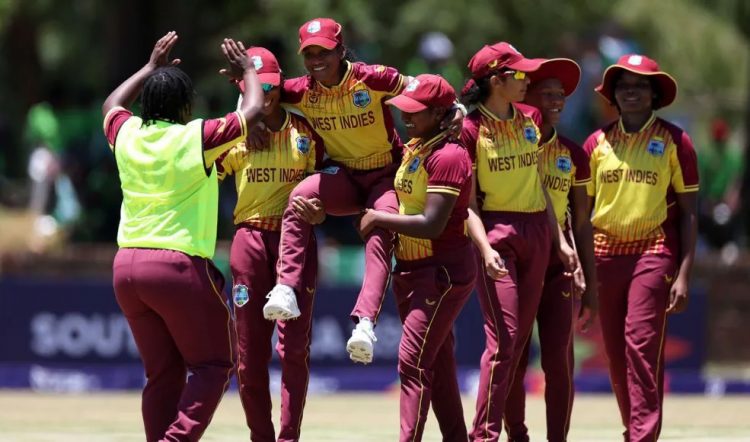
top-left (219, 38), bottom-right (251, 81)
top-left (149, 31), bottom-right (181, 68)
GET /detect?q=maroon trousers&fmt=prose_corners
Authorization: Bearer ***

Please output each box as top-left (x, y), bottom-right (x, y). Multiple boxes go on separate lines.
top-left (504, 248), bottom-right (578, 442)
top-left (470, 211), bottom-right (551, 442)
top-left (230, 226), bottom-right (317, 442)
top-left (113, 248), bottom-right (236, 442)
top-left (277, 164), bottom-right (398, 323)
top-left (393, 246), bottom-right (476, 442)
top-left (596, 253), bottom-right (676, 442)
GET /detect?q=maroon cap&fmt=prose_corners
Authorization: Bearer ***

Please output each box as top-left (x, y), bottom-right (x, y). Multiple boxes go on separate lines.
top-left (298, 18), bottom-right (343, 53)
top-left (467, 42), bottom-right (543, 79)
top-left (385, 74), bottom-right (456, 113)
top-left (527, 58), bottom-right (581, 96)
top-left (595, 54), bottom-right (677, 109)
top-left (238, 46), bottom-right (281, 92)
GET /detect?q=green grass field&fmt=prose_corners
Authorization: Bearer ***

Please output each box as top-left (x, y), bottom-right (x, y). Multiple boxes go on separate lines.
top-left (0, 391), bottom-right (748, 441)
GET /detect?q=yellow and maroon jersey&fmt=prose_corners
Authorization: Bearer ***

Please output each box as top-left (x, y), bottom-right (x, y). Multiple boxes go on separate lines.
top-left (217, 112), bottom-right (323, 231)
top-left (538, 131), bottom-right (591, 226)
top-left (282, 61), bottom-right (406, 171)
top-left (584, 114), bottom-right (699, 256)
top-left (394, 134), bottom-right (473, 263)
top-left (461, 103), bottom-right (546, 213)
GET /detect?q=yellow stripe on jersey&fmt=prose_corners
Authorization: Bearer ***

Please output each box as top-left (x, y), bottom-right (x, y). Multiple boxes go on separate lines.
top-left (587, 114), bottom-right (699, 255)
top-left (219, 112), bottom-right (318, 230)
top-left (538, 131), bottom-right (583, 226)
top-left (474, 103), bottom-right (546, 212)
top-left (426, 185), bottom-right (461, 196)
top-left (394, 133), bottom-right (448, 261)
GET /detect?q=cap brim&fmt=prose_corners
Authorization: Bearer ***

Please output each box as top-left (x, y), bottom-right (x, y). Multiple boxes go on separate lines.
top-left (595, 65), bottom-right (677, 109)
top-left (238, 73), bottom-right (281, 92)
top-left (298, 37), bottom-right (339, 53)
top-left (507, 57), bottom-right (544, 73)
top-left (385, 95), bottom-right (427, 113)
top-left (528, 58), bottom-right (581, 96)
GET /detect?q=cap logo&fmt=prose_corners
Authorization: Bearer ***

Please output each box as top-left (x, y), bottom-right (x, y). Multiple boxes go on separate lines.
top-left (488, 59), bottom-right (499, 68)
top-left (627, 55), bottom-right (643, 66)
top-left (405, 79), bottom-right (420, 92)
top-left (307, 20), bottom-right (321, 33)
top-left (251, 55), bottom-right (263, 71)
top-left (232, 284), bottom-right (249, 308)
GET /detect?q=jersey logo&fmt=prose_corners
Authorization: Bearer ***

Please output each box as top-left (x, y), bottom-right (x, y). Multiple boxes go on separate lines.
top-left (296, 135), bottom-right (311, 154)
top-left (523, 125), bottom-right (538, 144)
top-left (307, 20), bottom-right (321, 33)
top-left (647, 138), bottom-right (665, 156)
top-left (232, 284), bottom-right (249, 308)
top-left (556, 156), bottom-right (572, 173)
top-left (374, 65), bottom-right (386, 73)
top-left (407, 156), bottom-right (421, 173)
top-left (307, 92), bottom-right (321, 104)
top-left (353, 90), bottom-right (371, 108)
top-left (251, 55), bottom-right (263, 71)
top-left (320, 165), bottom-right (340, 175)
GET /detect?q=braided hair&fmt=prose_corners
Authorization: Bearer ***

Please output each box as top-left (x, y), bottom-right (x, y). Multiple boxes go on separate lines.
top-left (141, 66), bottom-right (194, 125)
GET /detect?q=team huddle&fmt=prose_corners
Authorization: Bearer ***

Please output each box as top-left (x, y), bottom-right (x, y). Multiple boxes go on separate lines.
top-left (102, 16), bottom-right (698, 442)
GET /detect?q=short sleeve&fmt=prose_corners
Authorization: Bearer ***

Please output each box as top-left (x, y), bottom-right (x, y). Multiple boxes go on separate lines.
top-left (516, 103), bottom-right (543, 128)
top-left (216, 146), bottom-right (240, 181)
top-left (357, 63), bottom-right (406, 96)
top-left (561, 136), bottom-right (591, 186)
top-left (103, 107), bottom-right (133, 150)
top-left (460, 112), bottom-right (481, 167)
top-left (582, 131), bottom-right (601, 197)
top-left (425, 144), bottom-right (472, 196)
top-left (281, 76), bottom-right (309, 105)
top-left (670, 130), bottom-right (700, 193)
top-left (202, 111), bottom-right (247, 166)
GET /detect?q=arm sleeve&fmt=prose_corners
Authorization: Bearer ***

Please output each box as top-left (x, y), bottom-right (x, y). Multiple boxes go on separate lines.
top-left (460, 114), bottom-right (480, 168)
top-left (215, 146), bottom-right (240, 181)
top-left (202, 111), bottom-right (247, 166)
top-left (358, 63), bottom-right (406, 96)
top-left (103, 107), bottom-right (133, 151)
top-left (426, 145), bottom-right (471, 196)
top-left (582, 132), bottom-right (601, 197)
top-left (281, 76), bottom-right (309, 105)
top-left (670, 131), bottom-right (700, 193)
top-left (563, 137), bottom-right (591, 186)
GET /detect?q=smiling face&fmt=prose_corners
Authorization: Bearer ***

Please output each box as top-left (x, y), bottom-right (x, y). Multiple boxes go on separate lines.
top-left (302, 45), bottom-right (345, 86)
top-left (261, 83), bottom-right (281, 116)
top-left (614, 71), bottom-right (655, 115)
top-left (525, 78), bottom-right (566, 127)
top-left (400, 108), bottom-right (444, 139)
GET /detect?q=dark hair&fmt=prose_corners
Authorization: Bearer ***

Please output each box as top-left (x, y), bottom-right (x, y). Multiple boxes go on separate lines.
top-left (141, 66), bottom-right (194, 125)
top-left (460, 75), bottom-right (492, 106)
top-left (610, 69), bottom-right (662, 110)
top-left (340, 44), bottom-right (358, 63)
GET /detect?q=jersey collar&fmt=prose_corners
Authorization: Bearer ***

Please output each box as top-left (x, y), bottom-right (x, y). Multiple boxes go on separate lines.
top-left (477, 102), bottom-right (517, 122)
top-left (618, 112), bottom-right (657, 134)
top-left (315, 61), bottom-right (354, 91)
top-left (404, 131), bottom-right (449, 154)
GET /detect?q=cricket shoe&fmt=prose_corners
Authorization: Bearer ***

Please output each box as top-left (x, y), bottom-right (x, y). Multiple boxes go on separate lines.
top-left (346, 318), bottom-right (377, 364)
top-left (263, 284), bottom-right (301, 320)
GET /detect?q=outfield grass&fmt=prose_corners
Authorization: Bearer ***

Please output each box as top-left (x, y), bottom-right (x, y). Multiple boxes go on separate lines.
top-left (0, 391), bottom-right (748, 441)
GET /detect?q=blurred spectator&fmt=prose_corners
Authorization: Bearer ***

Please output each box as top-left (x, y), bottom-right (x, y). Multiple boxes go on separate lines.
top-left (698, 118), bottom-right (745, 251)
top-left (405, 32), bottom-right (463, 90)
top-left (24, 102), bottom-right (81, 251)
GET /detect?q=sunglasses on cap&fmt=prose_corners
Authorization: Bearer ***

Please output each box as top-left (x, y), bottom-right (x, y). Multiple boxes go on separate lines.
top-left (261, 83), bottom-right (275, 93)
top-left (499, 70), bottom-right (527, 81)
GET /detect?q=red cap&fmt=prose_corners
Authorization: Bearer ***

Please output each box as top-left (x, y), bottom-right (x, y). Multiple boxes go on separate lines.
top-left (385, 74), bottom-right (456, 113)
top-left (238, 47), bottom-right (281, 92)
top-left (711, 118), bottom-right (729, 142)
top-left (527, 58), bottom-right (581, 96)
top-left (595, 54), bottom-right (677, 109)
top-left (467, 42), bottom-right (543, 79)
top-left (298, 18), bottom-right (343, 53)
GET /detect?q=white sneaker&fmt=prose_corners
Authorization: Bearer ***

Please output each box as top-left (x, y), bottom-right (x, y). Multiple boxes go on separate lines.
top-left (263, 284), bottom-right (301, 321)
top-left (346, 318), bottom-right (377, 364)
